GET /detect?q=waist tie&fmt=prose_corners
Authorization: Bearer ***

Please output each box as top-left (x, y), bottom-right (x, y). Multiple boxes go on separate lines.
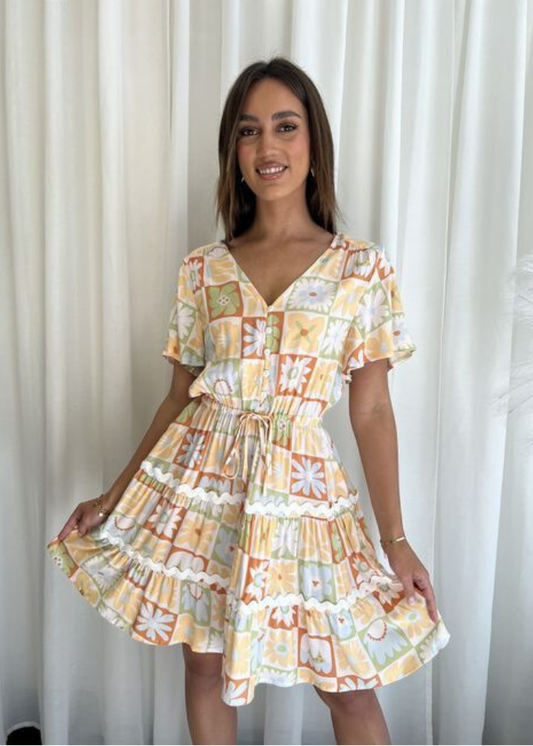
top-left (198, 398), bottom-right (323, 483)
top-left (222, 411), bottom-right (274, 481)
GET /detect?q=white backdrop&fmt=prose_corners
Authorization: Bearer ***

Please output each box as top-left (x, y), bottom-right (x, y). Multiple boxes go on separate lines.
top-left (1, 0), bottom-right (532, 743)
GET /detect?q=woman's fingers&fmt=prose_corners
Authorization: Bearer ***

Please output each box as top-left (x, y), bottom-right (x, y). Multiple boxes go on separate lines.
top-left (55, 499), bottom-right (106, 542)
top-left (399, 575), bottom-right (417, 605)
top-left (56, 505), bottom-right (82, 542)
top-left (413, 573), bottom-right (439, 623)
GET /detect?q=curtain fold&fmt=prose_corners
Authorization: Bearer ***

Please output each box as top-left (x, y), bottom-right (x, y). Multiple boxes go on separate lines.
top-left (1, 0), bottom-right (531, 743)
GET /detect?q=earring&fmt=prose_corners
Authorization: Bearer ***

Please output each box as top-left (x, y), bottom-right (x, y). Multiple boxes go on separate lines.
top-left (240, 175), bottom-right (245, 182)
top-left (310, 165), bottom-right (315, 178)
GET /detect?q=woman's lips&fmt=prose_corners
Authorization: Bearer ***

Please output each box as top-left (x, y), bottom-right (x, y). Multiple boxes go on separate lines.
top-left (256, 166), bottom-right (288, 181)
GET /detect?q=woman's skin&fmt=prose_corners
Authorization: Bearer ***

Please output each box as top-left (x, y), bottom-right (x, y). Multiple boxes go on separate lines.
top-left (182, 76), bottom-right (439, 745)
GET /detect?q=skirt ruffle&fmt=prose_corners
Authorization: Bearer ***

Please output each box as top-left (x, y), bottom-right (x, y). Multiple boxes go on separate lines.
top-left (47, 444), bottom-right (451, 706)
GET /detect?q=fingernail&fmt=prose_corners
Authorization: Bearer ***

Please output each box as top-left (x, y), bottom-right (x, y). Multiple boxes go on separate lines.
top-left (409, 596), bottom-right (416, 605)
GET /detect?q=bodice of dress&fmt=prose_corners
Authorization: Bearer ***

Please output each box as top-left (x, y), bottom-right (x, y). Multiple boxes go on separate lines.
top-left (162, 232), bottom-right (417, 419)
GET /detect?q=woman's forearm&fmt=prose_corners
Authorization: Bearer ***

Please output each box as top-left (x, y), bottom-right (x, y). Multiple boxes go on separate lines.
top-left (104, 393), bottom-right (193, 508)
top-left (350, 405), bottom-right (406, 540)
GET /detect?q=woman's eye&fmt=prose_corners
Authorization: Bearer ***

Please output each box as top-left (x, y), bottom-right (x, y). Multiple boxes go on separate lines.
top-left (238, 123), bottom-right (297, 137)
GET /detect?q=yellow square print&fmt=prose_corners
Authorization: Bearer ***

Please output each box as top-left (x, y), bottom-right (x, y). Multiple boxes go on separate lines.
top-left (151, 421), bottom-right (189, 462)
top-left (247, 518), bottom-right (275, 560)
top-left (264, 627), bottom-right (297, 671)
top-left (379, 649), bottom-right (421, 684)
top-left (175, 614), bottom-right (210, 647)
top-left (280, 312), bottom-right (328, 355)
top-left (225, 631), bottom-right (252, 678)
top-left (242, 359), bottom-right (264, 399)
top-left (299, 520), bottom-right (333, 563)
top-left (208, 315), bottom-right (242, 350)
top-left (264, 454), bottom-right (292, 494)
top-left (105, 581), bottom-right (145, 624)
top-left (201, 431), bottom-right (233, 473)
top-left (340, 635), bottom-right (377, 677)
top-left (305, 608), bottom-right (331, 636)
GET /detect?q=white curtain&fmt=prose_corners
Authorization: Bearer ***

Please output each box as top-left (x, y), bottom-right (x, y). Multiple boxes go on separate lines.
top-left (2, 0), bottom-right (532, 743)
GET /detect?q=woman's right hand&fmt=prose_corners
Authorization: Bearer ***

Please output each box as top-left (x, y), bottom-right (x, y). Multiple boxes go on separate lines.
top-left (56, 494), bottom-right (115, 542)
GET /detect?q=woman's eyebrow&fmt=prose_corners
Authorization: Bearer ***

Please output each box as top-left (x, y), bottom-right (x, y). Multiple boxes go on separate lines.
top-left (239, 110), bottom-right (302, 122)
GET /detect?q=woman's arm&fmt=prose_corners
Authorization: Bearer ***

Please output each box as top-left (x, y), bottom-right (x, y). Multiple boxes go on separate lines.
top-left (348, 359), bottom-right (405, 541)
top-left (348, 359), bottom-right (439, 623)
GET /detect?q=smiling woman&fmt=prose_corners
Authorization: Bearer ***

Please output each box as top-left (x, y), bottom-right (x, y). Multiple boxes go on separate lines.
top-left (47, 55), bottom-right (450, 746)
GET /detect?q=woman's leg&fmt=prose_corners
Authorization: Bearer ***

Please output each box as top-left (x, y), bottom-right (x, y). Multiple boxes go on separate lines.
top-left (314, 686), bottom-right (392, 745)
top-left (182, 643), bottom-right (237, 745)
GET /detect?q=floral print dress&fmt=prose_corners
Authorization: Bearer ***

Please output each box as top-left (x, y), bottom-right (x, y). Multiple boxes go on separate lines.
top-left (46, 231), bottom-right (451, 707)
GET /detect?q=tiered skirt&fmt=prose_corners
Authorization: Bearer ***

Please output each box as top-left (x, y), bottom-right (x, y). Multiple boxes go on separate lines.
top-left (46, 396), bottom-right (451, 706)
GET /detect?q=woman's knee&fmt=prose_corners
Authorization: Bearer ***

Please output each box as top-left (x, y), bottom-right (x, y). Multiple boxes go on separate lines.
top-left (314, 685), bottom-right (376, 714)
top-left (182, 643), bottom-right (223, 685)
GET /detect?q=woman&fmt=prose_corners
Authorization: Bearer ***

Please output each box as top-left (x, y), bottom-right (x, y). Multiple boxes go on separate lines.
top-left (47, 56), bottom-right (450, 745)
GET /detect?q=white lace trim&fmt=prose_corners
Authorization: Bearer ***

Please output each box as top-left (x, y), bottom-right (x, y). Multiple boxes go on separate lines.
top-left (142, 459), bottom-right (242, 504)
top-left (96, 526), bottom-right (230, 587)
top-left (94, 525), bottom-right (400, 612)
top-left (242, 494), bottom-right (360, 518)
top-left (141, 459), bottom-right (360, 519)
top-left (226, 576), bottom-right (404, 614)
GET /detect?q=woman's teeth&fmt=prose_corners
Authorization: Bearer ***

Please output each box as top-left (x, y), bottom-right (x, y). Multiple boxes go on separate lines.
top-left (256, 166), bottom-right (288, 180)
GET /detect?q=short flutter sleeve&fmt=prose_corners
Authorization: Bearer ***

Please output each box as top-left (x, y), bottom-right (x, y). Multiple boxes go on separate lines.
top-left (162, 254), bottom-right (205, 376)
top-left (341, 245), bottom-right (417, 380)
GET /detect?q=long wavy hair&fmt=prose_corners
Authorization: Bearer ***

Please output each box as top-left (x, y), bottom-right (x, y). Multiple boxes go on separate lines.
top-left (214, 56), bottom-right (345, 242)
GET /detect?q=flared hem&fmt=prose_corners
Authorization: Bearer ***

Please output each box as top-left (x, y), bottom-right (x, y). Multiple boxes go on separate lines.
top-left (47, 534), bottom-right (451, 707)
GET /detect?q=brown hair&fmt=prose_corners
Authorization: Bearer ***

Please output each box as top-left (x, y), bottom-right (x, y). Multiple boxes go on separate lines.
top-left (214, 55), bottom-right (345, 242)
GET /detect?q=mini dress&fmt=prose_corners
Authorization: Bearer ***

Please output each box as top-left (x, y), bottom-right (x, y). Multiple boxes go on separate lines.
top-left (46, 232), bottom-right (451, 707)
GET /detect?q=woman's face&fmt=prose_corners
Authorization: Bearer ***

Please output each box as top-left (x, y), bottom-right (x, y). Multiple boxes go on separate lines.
top-left (236, 78), bottom-right (311, 202)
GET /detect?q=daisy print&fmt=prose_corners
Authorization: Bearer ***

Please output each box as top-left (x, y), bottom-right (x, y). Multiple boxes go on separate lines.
top-left (176, 299), bottom-right (196, 336)
top-left (291, 456), bottom-right (327, 499)
top-left (339, 674), bottom-right (380, 691)
top-left (245, 560), bottom-right (269, 601)
top-left (344, 246), bottom-right (374, 279)
top-left (270, 605), bottom-right (296, 627)
top-left (223, 679), bottom-right (248, 706)
top-left (358, 284), bottom-right (389, 334)
top-left (242, 318), bottom-right (266, 357)
top-left (187, 258), bottom-right (203, 291)
top-left (150, 503), bottom-right (184, 539)
top-left (271, 521), bottom-right (299, 558)
top-left (135, 601), bottom-right (175, 643)
top-left (176, 430), bottom-right (206, 469)
top-left (279, 356), bottom-right (313, 394)
top-left (322, 317), bottom-right (349, 357)
top-left (288, 278), bottom-right (336, 312)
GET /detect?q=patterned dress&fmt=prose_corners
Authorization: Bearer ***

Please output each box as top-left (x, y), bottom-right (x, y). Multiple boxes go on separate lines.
top-left (46, 231), bottom-right (451, 706)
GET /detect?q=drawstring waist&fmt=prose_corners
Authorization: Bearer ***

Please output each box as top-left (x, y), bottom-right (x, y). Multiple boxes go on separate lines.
top-left (198, 397), bottom-right (323, 482)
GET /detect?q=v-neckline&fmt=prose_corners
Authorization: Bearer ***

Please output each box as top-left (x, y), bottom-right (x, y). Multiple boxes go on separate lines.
top-left (220, 232), bottom-right (341, 311)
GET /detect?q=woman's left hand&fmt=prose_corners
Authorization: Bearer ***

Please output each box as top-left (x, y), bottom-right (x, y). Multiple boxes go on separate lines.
top-left (383, 540), bottom-right (439, 624)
